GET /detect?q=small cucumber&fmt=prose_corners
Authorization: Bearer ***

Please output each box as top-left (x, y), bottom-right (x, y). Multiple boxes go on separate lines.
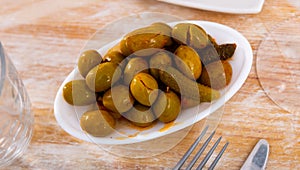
top-left (160, 67), bottom-right (220, 102)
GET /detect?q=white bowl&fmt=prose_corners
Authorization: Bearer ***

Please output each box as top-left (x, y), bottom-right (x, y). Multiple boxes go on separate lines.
top-left (54, 20), bottom-right (253, 145)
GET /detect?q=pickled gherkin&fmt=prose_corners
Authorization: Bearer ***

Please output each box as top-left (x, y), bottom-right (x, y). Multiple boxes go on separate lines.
top-left (159, 66), bottom-right (220, 102)
top-left (217, 43), bottom-right (237, 60)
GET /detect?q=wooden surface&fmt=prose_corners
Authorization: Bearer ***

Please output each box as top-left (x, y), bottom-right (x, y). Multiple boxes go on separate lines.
top-left (0, 0), bottom-right (299, 169)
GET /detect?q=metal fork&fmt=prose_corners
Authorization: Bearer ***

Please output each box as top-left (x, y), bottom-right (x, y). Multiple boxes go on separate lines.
top-left (174, 126), bottom-right (229, 170)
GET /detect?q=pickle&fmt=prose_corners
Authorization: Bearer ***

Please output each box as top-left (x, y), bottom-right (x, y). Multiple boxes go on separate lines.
top-left (181, 96), bottom-right (200, 109)
top-left (217, 43), bottom-right (237, 60)
top-left (200, 35), bottom-right (237, 64)
top-left (159, 67), bottom-right (220, 102)
top-left (208, 34), bottom-right (237, 60)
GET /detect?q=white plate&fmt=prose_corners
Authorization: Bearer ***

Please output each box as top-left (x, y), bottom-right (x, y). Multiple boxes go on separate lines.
top-left (158, 0), bottom-right (265, 14)
top-left (54, 20), bottom-right (253, 145)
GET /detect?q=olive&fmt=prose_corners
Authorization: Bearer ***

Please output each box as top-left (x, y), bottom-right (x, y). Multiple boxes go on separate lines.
top-left (63, 80), bottom-right (96, 106)
top-left (172, 23), bottom-right (209, 49)
top-left (196, 43), bottom-right (220, 65)
top-left (150, 22), bottom-right (173, 46)
top-left (96, 96), bottom-right (122, 119)
top-left (151, 22), bottom-right (172, 32)
top-left (107, 42), bottom-right (122, 54)
top-left (103, 51), bottom-right (125, 67)
top-left (130, 72), bottom-right (158, 106)
top-left (171, 23), bottom-right (189, 44)
top-left (103, 85), bottom-right (134, 114)
top-left (120, 24), bottom-right (172, 56)
top-left (123, 57), bottom-right (149, 85)
top-left (174, 45), bottom-right (202, 80)
top-left (124, 104), bottom-right (156, 127)
top-left (77, 50), bottom-right (102, 78)
top-left (189, 24), bottom-right (209, 49)
top-left (153, 90), bottom-right (181, 123)
top-left (223, 61), bottom-right (233, 84)
top-left (149, 51), bottom-right (173, 79)
top-left (86, 62), bottom-right (122, 92)
top-left (119, 39), bottom-right (132, 57)
top-left (198, 60), bottom-right (232, 89)
top-left (80, 109), bottom-right (116, 137)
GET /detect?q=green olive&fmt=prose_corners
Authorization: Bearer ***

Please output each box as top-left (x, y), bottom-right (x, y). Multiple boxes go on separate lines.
top-left (123, 57), bottom-right (149, 85)
top-left (63, 80), bottom-right (96, 106)
top-left (130, 73), bottom-right (158, 106)
top-left (189, 24), bottom-right (209, 49)
top-left (172, 23), bottom-right (208, 49)
top-left (196, 43), bottom-right (220, 65)
top-left (77, 50), bottom-right (102, 78)
top-left (198, 60), bottom-right (232, 89)
top-left (171, 23), bottom-right (189, 44)
top-left (153, 90), bottom-right (181, 123)
top-left (103, 51), bottom-right (126, 68)
top-left (107, 42), bottom-right (122, 54)
top-left (151, 22), bottom-right (172, 31)
top-left (174, 45), bottom-right (202, 80)
top-left (119, 39), bottom-right (132, 57)
top-left (223, 61), bottom-right (233, 85)
top-left (80, 109), bottom-right (116, 137)
top-left (124, 104), bottom-right (156, 127)
top-left (103, 85), bottom-right (134, 114)
top-left (120, 24), bottom-right (172, 56)
top-left (149, 51), bottom-right (173, 79)
top-left (96, 97), bottom-right (122, 119)
top-left (86, 62), bottom-right (122, 92)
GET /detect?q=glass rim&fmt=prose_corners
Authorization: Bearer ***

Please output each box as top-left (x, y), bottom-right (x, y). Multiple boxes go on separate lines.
top-left (0, 42), bottom-right (6, 96)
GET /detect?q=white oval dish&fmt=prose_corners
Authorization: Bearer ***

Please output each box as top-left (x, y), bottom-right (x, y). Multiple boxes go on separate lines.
top-left (54, 20), bottom-right (253, 145)
top-left (158, 0), bottom-right (265, 14)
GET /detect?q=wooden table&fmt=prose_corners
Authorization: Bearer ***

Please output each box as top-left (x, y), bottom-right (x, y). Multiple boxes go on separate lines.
top-left (0, 0), bottom-right (299, 169)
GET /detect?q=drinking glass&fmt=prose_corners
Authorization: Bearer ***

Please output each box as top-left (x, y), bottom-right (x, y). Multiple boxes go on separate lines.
top-left (0, 42), bottom-right (33, 167)
top-left (256, 15), bottom-right (300, 114)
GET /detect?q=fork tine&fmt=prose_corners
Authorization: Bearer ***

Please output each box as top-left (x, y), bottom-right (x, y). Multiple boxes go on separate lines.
top-left (186, 130), bottom-right (216, 170)
top-left (196, 136), bottom-right (222, 170)
top-left (173, 126), bottom-right (209, 170)
top-left (208, 142), bottom-right (229, 170)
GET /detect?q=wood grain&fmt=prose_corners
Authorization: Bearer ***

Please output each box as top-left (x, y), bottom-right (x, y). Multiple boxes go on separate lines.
top-left (0, 0), bottom-right (299, 169)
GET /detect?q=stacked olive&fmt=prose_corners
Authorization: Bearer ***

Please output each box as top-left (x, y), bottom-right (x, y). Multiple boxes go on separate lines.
top-left (62, 22), bottom-right (236, 137)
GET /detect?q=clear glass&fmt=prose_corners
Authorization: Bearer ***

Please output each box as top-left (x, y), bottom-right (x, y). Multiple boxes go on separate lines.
top-left (0, 42), bottom-right (33, 167)
top-left (257, 15), bottom-right (300, 114)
